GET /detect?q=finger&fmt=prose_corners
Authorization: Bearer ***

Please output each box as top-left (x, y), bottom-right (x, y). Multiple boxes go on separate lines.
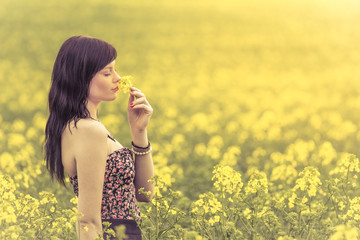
top-left (130, 91), bottom-right (145, 98)
top-left (130, 103), bottom-right (153, 112)
top-left (130, 86), bottom-right (141, 92)
top-left (128, 92), bottom-right (135, 102)
top-left (130, 97), bottom-right (149, 107)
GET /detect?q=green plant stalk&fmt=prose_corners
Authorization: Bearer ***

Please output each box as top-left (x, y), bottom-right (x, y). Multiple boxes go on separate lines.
top-left (220, 215), bottom-right (227, 240)
top-left (241, 216), bottom-right (254, 235)
top-left (162, 197), bottom-right (175, 220)
top-left (298, 209), bottom-right (302, 237)
top-left (343, 166), bottom-right (350, 204)
top-left (35, 211), bottom-right (55, 239)
top-left (327, 184), bottom-right (339, 220)
top-left (195, 220), bottom-right (206, 238)
top-left (305, 197), bottom-right (313, 240)
top-left (42, 202), bottom-right (48, 217)
top-left (195, 216), bottom-right (214, 240)
top-left (155, 191), bottom-right (159, 239)
top-left (158, 217), bottom-right (181, 239)
top-left (77, 217), bottom-right (81, 240)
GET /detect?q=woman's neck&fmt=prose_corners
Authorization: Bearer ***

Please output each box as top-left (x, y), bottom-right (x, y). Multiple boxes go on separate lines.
top-left (86, 100), bottom-right (99, 120)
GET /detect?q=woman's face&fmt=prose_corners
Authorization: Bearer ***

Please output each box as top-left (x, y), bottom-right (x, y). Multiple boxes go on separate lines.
top-left (88, 60), bottom-right (121, 103)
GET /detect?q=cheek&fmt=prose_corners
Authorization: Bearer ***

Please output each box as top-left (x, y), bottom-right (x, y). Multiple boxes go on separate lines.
top-left (89, 80), bottom-right (109, 95)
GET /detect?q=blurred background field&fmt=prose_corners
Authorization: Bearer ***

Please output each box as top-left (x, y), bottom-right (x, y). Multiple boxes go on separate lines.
top-left (1, 0), bottom-right (360, 239)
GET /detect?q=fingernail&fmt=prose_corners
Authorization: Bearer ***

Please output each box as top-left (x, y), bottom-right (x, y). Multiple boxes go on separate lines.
top-left (131, 105), bottom-right (134, 108)
top-left (130, 102), bottom-right (133, 106)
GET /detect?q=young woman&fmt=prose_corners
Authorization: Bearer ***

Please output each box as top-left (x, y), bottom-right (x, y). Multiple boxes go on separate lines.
top-left (45, 35), bottom-right (154, 240)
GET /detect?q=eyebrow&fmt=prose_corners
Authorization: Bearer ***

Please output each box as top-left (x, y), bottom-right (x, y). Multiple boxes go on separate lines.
top-left (103, 66), bottom-right (113, 70)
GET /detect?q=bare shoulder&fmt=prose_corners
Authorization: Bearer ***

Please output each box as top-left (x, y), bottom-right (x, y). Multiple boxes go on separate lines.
top-left (68, 118), bottom-right (108, 139)
top-left (68, 118), bottom-right (109, 168)
top-left (62, 118), bottom-right (108, 153)
top-left (62, 118), bottom-right (108, 177)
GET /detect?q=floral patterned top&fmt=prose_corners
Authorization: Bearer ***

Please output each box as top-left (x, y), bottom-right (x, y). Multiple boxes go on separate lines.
top-left (69, 147), bottom-right (141, 222)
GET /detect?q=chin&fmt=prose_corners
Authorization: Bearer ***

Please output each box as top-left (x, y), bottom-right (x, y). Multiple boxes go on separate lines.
top-left (110, 94), bottom-right (118, 101)
top-left (108, 96), bottom-right (117, 101)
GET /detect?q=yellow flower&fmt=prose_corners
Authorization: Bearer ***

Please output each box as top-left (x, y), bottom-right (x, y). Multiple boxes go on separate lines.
top-left (209, 215), bottom-right (220, 226)
top-left (194, 143), bottom-right (207, 156)
top-left (288, 193), bottom-right (297, 209)
top-left (208, 198), bottom-right (222, 214)
top-left (191, 192), bottom-right (222, 215)
top-left (8, 133), bottom-right (26, 150)
top-left (220, 146), bottom-right (241, 167)
top-left (344, 197), bottom-right (360, 222)
top-left (270, 164), bottom-right (297, 185)
top-left (10, 233), bottom-right (19, 239)
top-left (40, 198), bottom-right (49, 205)
top-left (294, 166), bottom-right (321, 197)
top-left (342, 153), bottom-right (360, 173)
top-left (212, 165), bottom-right (243, 195)
top-left (243, 208), bottom-right (252, 219)
top-left (11, 119), bottom-right (26, 132)
top-left (0, 153), bottom-right (16, 172)
top-left (117, 75), bottom-right (133, 93)
top-left (329, 224), bottom-right (359, 240)
top-left (70, 196), bottom-right (78, 205)
top-left (330, 153), bottom-right (360, 176)
top-left (257, 207), bottom-right (269, 218)
top-left (339, 201), bottom-right (345, 211)
top-left (301, 197), bottom-right (308, 204)
top-left (244, 170), bottom-right (268, 196)
top-left (191, 207), bottom-right (199, 213)
top-left (277, 237), bottom-right (296, 240)
top-left (317, 141), bottom-right (337, 166)
top-left (70, 215), bottom-right (78, 223)
top-left (65, 222), bottom-right (72, 229)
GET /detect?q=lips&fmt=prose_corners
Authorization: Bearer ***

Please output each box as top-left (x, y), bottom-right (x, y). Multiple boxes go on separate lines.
top-left (113, 86), bottom-right (119, 91)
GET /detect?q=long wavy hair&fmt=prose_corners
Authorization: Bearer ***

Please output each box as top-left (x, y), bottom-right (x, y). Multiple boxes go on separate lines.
top-left (45, 35), bottom-right (117, 186)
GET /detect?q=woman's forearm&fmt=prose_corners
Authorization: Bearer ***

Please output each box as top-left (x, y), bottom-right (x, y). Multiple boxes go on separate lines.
top-left (131, 128), bottom-right (155, 201)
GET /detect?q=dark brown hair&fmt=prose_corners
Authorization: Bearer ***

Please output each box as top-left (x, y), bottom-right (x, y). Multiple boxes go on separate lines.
top-left (44, 35), bottom-right (117, 186)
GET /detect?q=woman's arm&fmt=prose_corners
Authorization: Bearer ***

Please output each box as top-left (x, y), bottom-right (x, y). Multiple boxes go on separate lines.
top-left (73, 120), bottom-right (108, 239)
top-left (127, 86), bottom-right (155, 202)
top-left (131, 128), bottom-right (155, 202)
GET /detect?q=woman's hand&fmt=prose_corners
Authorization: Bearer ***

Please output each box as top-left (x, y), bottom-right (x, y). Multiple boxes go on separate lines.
top-left (127, 86), bottom-right (153, 132)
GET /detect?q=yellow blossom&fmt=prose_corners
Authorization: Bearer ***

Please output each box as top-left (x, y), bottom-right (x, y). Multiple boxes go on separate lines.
top-left (212, 165), bottom-right (243, 195)
top-left (65, 222), bottom-right (72, 229)
top-left (243, 208), bottom-right (252, 219)
top-left (220, 146), bottom-right (241, 167)
top-left (209, 215), bottom-right (220, 226)
top-left (317, 141), bottom-right (337, 166)
top-left (329, 224), bottom-right (359, 240)
top-left (294, 166), bottom-right (321, 197)
top-left (288, 193), bottom-right (297, 209)
top-left (192, 192), bottom-right (222, 215)
top-left (117, 75), bottom-right (133, 93)
top-left (244, 170), bottom-right (268, 195)
top-left (70, 196), bottom-right (78, 205)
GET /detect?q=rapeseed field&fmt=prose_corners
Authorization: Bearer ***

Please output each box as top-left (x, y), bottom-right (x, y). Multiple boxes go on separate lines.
top-left (1, 0), bottom-right (360, 239)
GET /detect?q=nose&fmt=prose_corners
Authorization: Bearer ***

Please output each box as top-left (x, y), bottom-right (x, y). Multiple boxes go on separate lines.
top-left (114, 72), bottom-right (121, 83)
